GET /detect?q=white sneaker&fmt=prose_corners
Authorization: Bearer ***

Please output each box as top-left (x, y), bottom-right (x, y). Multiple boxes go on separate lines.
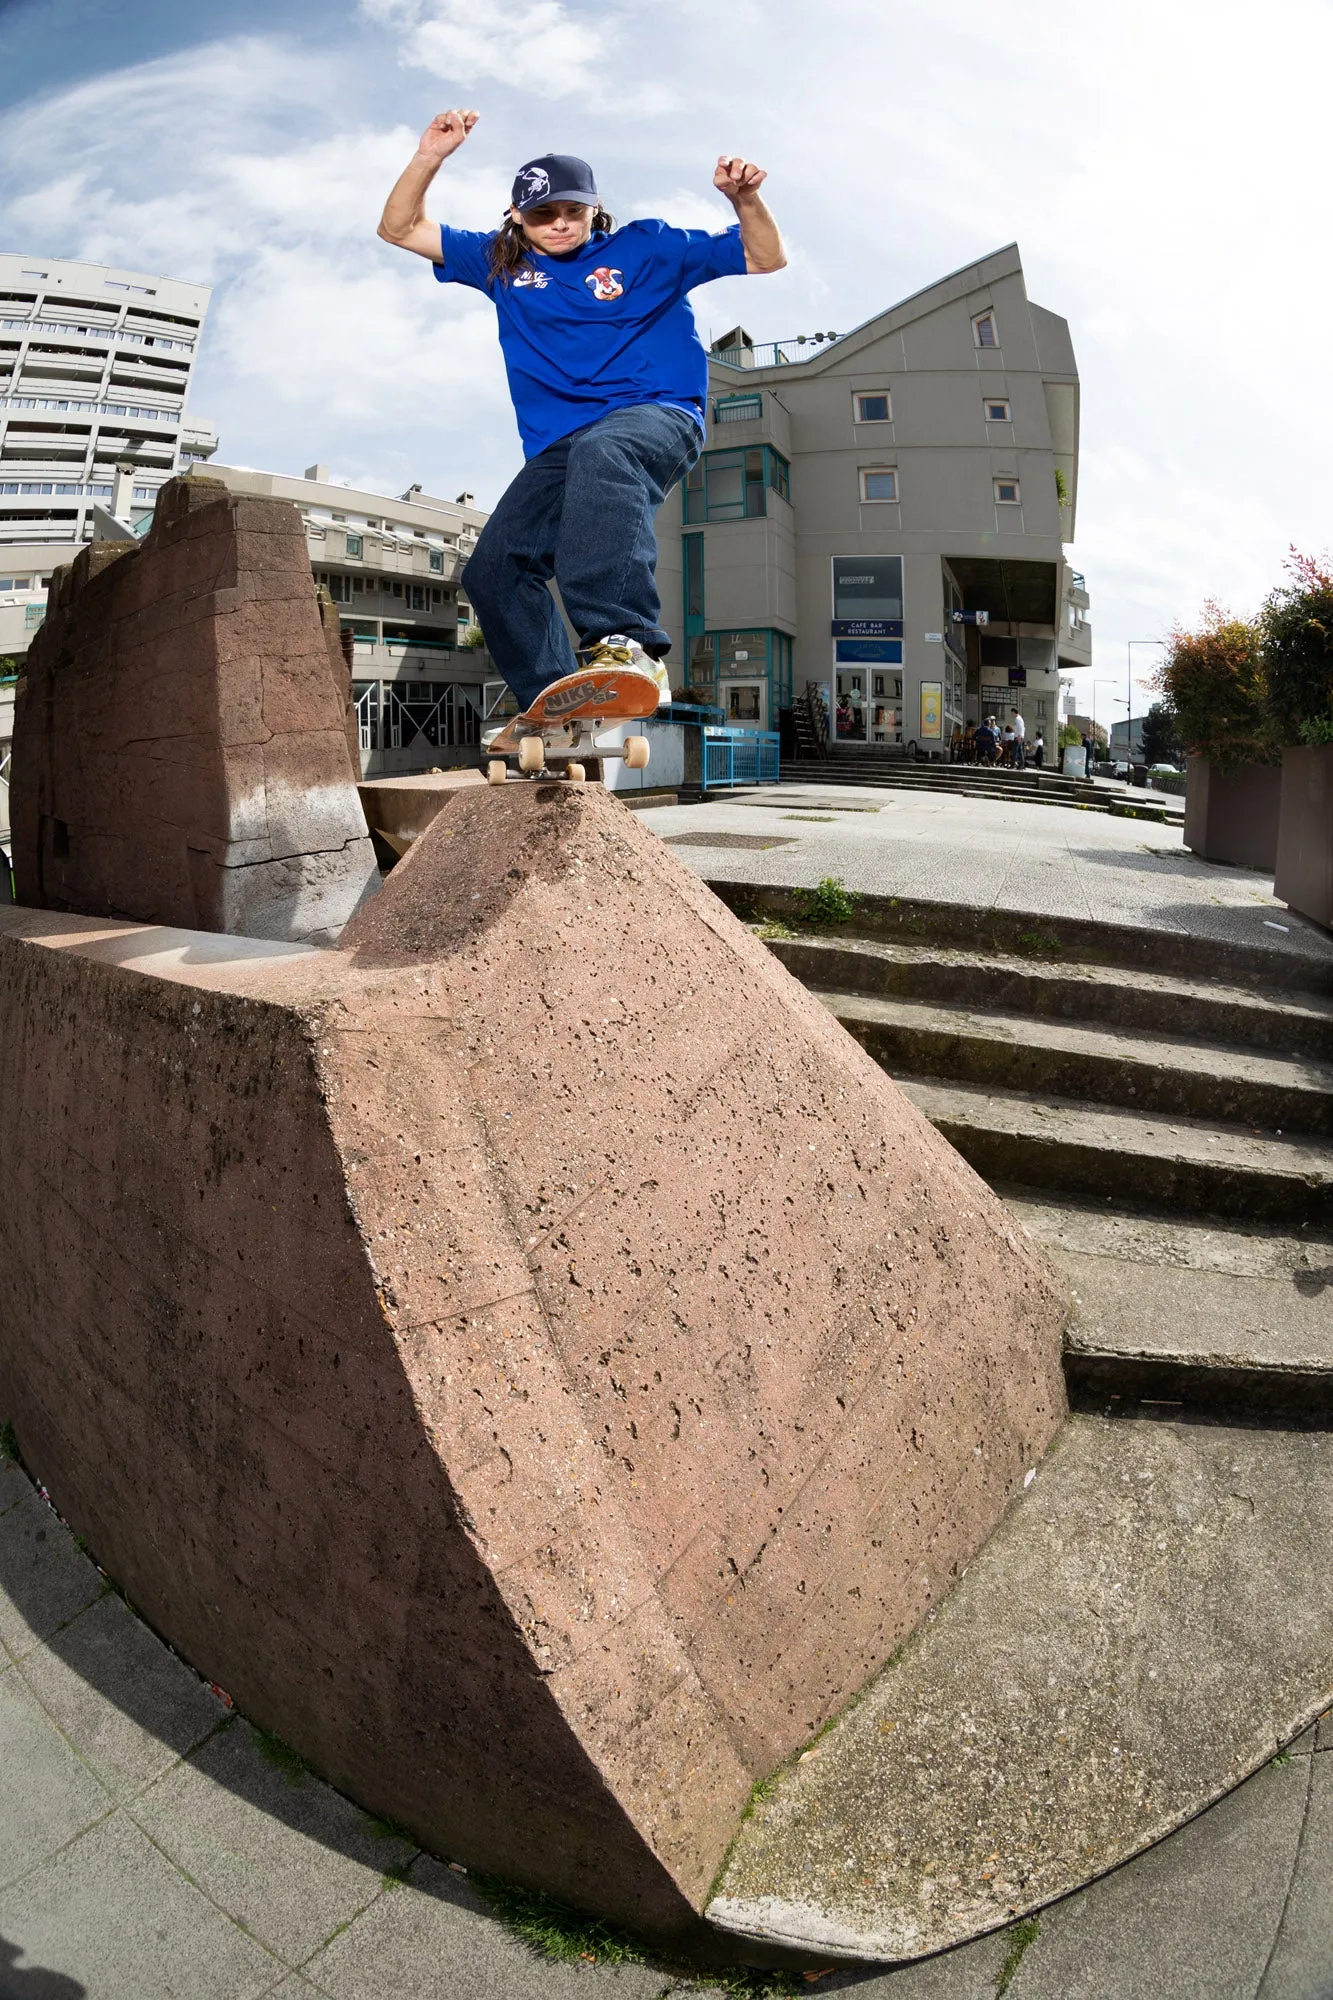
top-left (585, 634), bottom-right (671, 707)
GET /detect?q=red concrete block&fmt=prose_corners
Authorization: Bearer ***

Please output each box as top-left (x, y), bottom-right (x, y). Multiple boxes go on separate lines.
top-left (10, 475), bottom-right (374, 942)
top-left (0, 784), bottom-right (1068, 1941)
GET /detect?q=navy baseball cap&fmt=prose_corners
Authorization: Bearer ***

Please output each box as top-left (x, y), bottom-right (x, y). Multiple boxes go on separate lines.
top-left (511, 154), bottom-right (599, 212)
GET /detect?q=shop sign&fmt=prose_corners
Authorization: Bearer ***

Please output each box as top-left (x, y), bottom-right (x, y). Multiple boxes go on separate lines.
top-left (920, 681), bottom-right (943, 740)
top-left (831, 619), bottom-right (904, 638)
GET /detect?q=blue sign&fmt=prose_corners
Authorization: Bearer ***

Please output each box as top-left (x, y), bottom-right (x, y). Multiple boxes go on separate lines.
top-left (1008, 667), bottom-right (1027, 686)
top-left (831, 619), bottom-right (903, 638)
top-left (835, 640), bottom-right (903, 663)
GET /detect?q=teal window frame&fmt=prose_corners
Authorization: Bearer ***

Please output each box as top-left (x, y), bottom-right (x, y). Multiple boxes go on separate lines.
top-left (683, 445), bottom-right (791, 524)
top-left (713, 392), bottom-right (762, 424)
top-left (689, 628), bottom-right (793, 711)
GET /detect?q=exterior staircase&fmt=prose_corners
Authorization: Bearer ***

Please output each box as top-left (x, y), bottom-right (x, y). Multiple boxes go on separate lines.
top-left (775, 753), bottom-right (1184, 823)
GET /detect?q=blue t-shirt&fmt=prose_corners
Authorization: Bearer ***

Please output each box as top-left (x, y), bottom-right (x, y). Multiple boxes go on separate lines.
top-left (433, 218), bottom-right (748, 457)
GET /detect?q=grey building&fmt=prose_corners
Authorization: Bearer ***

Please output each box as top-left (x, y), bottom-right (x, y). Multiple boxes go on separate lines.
top-left (201, 463), bottom-right (493, 777)
top-left (654, 243), bottom-right (1091, 753)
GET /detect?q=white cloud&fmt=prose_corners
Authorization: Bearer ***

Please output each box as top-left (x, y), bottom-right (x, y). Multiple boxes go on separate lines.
top-left (361, 0), bottom-right (602, 96)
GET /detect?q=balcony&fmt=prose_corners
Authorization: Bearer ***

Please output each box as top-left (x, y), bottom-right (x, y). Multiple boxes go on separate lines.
top-left (710, 330), bottom-right (841, 371)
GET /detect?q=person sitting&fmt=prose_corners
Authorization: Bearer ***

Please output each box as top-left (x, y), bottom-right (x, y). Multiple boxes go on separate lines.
top-left (1031, 729), bottom-right (1045, 768)
top-left (974, 717), bottom-right (997, 765)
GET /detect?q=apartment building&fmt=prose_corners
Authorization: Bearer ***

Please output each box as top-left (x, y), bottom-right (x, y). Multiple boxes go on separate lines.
top-left (201, 463), bottom-right (492, 777)
top-left (654, 243), bottom-right (1091, 752)
top-left (0, 249), bottom-right (215, 601)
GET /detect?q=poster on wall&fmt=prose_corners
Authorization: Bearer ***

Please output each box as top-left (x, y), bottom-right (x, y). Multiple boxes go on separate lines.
top-left (920, 681), bottom-right (943, 740)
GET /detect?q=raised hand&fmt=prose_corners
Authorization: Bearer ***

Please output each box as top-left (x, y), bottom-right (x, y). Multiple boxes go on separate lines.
top-left (714, 155), bottom-right (767, 203)
top-left (418, 110), bottom-right (479, 162)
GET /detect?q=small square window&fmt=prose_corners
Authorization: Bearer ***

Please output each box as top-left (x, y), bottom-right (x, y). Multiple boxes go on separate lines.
top-left (860, 468), bottom-right (898, 502)
top-left (973, 312), bottom-right (998, 349)
top-left (985, 399), bottom-right (1011, 422)
top-left (429, 549), bottom-right (443, 573)
top-left (855, 392), bottom-right (891, 423)
top-left (345, 533), bottom-right (363, 557)
top-left (994, 478), bottom-right (1021, 504)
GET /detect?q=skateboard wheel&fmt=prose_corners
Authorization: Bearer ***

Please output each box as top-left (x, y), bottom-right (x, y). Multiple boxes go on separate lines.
top-left (518, 736), bottom-right (545, 773)
top-left (565, 763), bottom-right (586, 784)
top-left (486, 760), bottom-right (507, 786)
top-left (624, 735), bottom-right (650, 770)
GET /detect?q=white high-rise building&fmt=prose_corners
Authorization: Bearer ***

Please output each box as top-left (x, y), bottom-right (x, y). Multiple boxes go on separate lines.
top-left (0, 252), bottom-right (215, 554)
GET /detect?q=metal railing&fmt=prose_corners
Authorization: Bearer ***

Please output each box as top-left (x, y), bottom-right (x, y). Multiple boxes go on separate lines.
top-left (702, 726), bottom-right (780, 789)
top-left (712, 334), bottom-right (839, 371)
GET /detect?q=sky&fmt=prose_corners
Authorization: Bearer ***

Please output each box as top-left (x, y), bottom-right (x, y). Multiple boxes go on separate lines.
top-left (2, 0), bottom-right (1331, 705)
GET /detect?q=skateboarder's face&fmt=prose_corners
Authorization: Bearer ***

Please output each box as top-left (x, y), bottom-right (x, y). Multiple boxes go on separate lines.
top-left (511, 201), bottom-right (595, 256)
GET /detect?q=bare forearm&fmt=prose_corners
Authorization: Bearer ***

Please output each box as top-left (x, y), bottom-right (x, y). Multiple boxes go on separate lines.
top-left (733, 193), bottom-right (785, 273)
top-left (378, 153), bottom-right (442, 243)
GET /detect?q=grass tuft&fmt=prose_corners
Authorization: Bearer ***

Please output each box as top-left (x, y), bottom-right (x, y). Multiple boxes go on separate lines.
top-left (254, 1728), bottom-right (310, 1785)
top-left (470, 1875), bottom-right (645, 1966)
top-left (796, 877), bottom-right (861, 927)
top-left (754, 918), bottom-right (798, 941)
top-left (1015, 930), bottom-right (1063, 956)
top-left (995, 1916), bottom-right (1040, 1995)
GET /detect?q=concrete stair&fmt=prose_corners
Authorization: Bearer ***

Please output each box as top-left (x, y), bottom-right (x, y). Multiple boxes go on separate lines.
top-left (704, 891), bottom-right (1333, 1967)
top-left (776, 757), bottom-right (1184, 823)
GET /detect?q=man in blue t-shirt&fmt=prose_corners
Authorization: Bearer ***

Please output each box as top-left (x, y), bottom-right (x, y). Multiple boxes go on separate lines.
top-left (378, 110), bottom-right (785, 715)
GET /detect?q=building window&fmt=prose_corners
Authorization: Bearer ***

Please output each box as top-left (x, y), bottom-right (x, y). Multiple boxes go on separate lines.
top-left (429, 549), bottom-right (443, 573)
top-left (407, 584), bottom-right (426, 610)
top-left (973, 311), bottom-right (999, 348)
top-left (859, 468), bottom-right (898, 502)
top-left (854, 393), bottom-right (891, 423)
top-left (683, 446), bottom-right (789, 523)
top-left (994, 478), bottom-right (1021, 504)
top-left (832, 555), bottom-right (903, 622)
top-left (984, 399), bottom-right (1011, 421)
top-left (345, 533), bottom-right (363, 557)
top-left (714, 393), bottom-right (761, 424)
top-left (324, 573), bottom-right (352, 603)
top-left (1036, 699), bottom-right (1049, 718)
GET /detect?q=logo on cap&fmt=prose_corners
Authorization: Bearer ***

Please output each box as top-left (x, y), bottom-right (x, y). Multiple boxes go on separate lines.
top-left (516, 165), bottom-right (551, 204)
top-left (586, 267), bottom-right (624, 301)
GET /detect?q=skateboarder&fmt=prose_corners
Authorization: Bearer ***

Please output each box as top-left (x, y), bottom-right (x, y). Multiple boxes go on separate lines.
top-left (377, 111), bottom-right (785, 723)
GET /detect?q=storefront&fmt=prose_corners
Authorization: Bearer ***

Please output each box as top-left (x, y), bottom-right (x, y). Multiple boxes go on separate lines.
top-left (831, 556), bottom-right (903, 746)
top-left (686, 628), bottom-right (793, 731)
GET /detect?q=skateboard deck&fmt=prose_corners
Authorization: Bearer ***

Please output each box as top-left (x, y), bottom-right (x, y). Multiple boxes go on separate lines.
top-left (486, 664), bottom-right (658, 784)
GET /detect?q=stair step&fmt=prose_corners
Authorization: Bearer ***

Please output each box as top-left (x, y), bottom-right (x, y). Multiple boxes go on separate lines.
top-left (709, 1408), bottom-right (1333, 1962)
top-left (772, 934), bottom-right (1333, 1060)
top-left (816, 986), bottom-right (1333, 1134)
top-left (895, 1075), bottom-right (1333, 1226)
top-left (1010, 1194), bottom-right (1333, 1415)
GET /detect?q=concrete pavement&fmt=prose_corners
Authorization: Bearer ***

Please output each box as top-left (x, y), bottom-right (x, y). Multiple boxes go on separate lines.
top-left (3, 1449), bottom-right (1332, 1998)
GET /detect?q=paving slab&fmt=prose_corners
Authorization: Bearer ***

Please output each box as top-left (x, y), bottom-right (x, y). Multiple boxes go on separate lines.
top-left (1259, 1747), bottom-right (1333, 1998)
top-left (710, 1412), bottom-right (1333, 1963)
top-left (130, 1717), bottom-right (416, 1967)
top-left (0, 1666), bottom-right (112, 1891)
top-left (0, 1482), bottom-right (106, 1662)
top-left (997, 1757), bottom-right (1307, 2000)
top-left (17, 1588), bottom-right (228, 1800)
top-left (0, 1810), bottom-right (278, 1998)
top-left (637, 788), bottom-right (1333, 970)
top-left (301, 1852), bottom-right (670, 1999)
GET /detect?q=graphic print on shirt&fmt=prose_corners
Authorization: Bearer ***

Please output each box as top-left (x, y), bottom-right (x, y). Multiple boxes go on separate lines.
top-left (516, 165), bottom-right (551, 205)
top-left (513, 269), bottom-right (551, 289)
top-left (585, 267), bottom-right (625, 301)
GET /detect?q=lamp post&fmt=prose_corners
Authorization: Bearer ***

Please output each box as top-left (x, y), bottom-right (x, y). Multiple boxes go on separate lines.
top-left (1126, 640), bottom-right (1166, 760)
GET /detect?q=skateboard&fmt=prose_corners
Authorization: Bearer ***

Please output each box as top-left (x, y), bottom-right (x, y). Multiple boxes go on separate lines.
top-left (485, 664), bottom-right (657, 785)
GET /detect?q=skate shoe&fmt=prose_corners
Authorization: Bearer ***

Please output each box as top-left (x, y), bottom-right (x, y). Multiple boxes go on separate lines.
top-left (584, 634), bottom-right (671, 708)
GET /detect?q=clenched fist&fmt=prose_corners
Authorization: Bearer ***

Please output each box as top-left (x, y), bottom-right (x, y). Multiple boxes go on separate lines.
top-left (418, 110), bottom-right (479, 162)
top-left (714, 155), bottom-right (767, 203)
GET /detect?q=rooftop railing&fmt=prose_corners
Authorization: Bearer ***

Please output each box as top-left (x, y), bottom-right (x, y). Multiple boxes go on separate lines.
top-left (711, 332), bottom-right (840, 370)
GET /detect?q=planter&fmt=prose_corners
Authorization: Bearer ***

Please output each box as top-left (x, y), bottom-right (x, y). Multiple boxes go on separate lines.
top-left (1275, 743), bottom-right (1333, 929)
top-left (1184, 756), bottom-right (1282, 871)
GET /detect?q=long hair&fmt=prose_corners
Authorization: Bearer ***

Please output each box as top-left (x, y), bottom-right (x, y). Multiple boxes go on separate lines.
top-left (486, 206), bottom-right (615, 285)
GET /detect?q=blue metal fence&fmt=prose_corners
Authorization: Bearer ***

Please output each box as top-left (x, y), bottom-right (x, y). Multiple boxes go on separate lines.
top-left (701, 726), bottom-right (780, 790)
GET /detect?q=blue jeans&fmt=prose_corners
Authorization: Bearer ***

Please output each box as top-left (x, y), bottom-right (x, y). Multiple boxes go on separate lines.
top-left (462, 402), bottom-right (702, 711)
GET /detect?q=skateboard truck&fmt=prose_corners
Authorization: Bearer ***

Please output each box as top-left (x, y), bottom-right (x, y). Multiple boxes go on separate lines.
top-left (485, 667), bottom-right (656, 787)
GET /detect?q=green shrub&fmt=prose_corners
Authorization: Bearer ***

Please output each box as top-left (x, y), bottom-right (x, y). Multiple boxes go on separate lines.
top-left (1263, 549), bottom-right (1333, 744)
top-left (1154, 602), bottom-right (1277, 770)
top-left (796, 877), bottom-right (860, 926)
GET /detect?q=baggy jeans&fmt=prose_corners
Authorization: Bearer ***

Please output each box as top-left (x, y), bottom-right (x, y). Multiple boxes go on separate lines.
top-left (461, 402), bottom-right (702, 712)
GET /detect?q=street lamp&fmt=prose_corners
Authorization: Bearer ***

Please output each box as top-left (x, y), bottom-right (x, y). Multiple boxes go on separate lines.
top-left (1126, 640), bottom-right (1166, 757)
